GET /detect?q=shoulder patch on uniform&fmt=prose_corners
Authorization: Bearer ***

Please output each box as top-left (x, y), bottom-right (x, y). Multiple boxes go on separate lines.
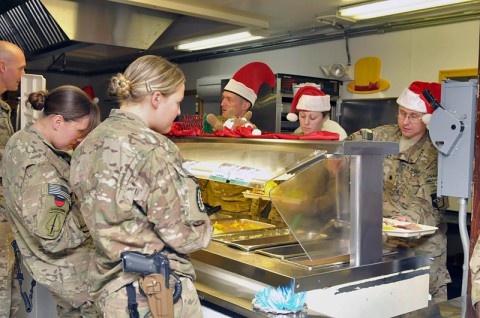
top-left (48, 184), bottom-right (72, 207)
top-left (431, 193), bottom-right (446, 209)
top-left (360, 129), bottom-right (374, 140)
top-left (196, 186), bottom-right (206, 213)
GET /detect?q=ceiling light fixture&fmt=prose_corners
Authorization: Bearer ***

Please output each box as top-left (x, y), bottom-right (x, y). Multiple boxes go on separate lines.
top-left (175, 30), bottom-right (268, 51)
top-left (338, 0), bottom-right (472, 20)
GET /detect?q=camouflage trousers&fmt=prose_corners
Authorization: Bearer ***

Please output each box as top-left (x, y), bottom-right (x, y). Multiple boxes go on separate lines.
top-left (51, 292), bottom-right (98, 318)
top-left (0, 212), bottom-right (20, 318)
top-left (98, 276), bottom-right (202, 317)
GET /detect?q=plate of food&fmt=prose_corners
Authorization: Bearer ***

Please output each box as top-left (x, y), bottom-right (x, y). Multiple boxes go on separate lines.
top-left (382, 218), bottom-right (438, 238)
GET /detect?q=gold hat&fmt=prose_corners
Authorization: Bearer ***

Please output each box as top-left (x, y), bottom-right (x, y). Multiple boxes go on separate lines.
top-left (347, 57), bottom-right (390, 94)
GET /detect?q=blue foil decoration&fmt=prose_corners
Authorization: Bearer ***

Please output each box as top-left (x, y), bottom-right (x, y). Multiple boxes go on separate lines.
top-left (253, 284), bottom-right (306, 313)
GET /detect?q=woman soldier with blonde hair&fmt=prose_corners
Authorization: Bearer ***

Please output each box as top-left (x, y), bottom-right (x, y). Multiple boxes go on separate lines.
top-left (70, 55), bottom-right (212, 317)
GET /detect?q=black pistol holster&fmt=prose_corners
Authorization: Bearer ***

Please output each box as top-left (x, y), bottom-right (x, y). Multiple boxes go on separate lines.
top-left (121, 251), bottom-right (182, 318)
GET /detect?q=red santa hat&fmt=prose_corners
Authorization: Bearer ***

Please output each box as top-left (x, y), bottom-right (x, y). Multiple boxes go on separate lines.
top-left (82, 85), bottom-right (99, 103)
top-left (286, 85), bottom-right (330, 122)
top-left (223, 62), bottom-right (275, 105)
top-left (396, 81), bottom-right (440, 125)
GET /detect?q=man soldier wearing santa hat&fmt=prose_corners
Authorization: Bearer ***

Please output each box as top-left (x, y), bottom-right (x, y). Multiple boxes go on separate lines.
top-left (201, 62), bottom-right (275, 218)
top-left (347, 81), bottom-right (450, 303)
top-left (287, 84), bottom-right (347, 139)
top-left (219, 61), bottom-right (275, 122)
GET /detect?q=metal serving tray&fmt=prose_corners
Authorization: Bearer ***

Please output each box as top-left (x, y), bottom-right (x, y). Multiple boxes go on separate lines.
top-left (254, 244), bottom-right (306, 260)
top-left (212, 219), bottom-right (275, 236)
top-left (212, 227), bottom-right (295, 251)
top-left (218, 234), bottom-right (297, 251)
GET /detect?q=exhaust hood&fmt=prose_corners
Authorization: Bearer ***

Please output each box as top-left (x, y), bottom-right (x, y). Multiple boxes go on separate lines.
top-left (1, 0), bottom-right (478, 76)
top-left (0, 0), bottom-right (177, 73)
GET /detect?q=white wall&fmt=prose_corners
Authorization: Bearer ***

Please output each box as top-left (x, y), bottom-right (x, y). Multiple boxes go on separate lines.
top-left (180, 20), bottom-right (479, 99)
top-left (40, 20), bottom-right (479, 118)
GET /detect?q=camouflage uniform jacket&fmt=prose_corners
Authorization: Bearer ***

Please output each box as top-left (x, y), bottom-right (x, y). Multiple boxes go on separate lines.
top-left (347, 124), bottom-right (451, 293)
top-left (471, 236), bottom-right (480, 307)
top-left (0, 99), bottom-right (14, 149)
top-left (70, 109), bottom-right (213, 301)
top-left (2, 125), bottom-right (93, 308)
top-left (0, 99), bottom-right (14, 205)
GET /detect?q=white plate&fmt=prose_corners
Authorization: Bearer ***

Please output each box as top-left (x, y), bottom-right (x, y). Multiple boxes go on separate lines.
top-left (382, 218), bottom-right (438, 238)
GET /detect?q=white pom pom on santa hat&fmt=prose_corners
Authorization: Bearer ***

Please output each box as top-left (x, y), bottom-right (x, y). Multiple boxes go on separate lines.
top-left (286, 112), bottom-right (298, 122)
top-left (82, 85), bottom-right (99, 103)
top-left (287, 85), bottom-right (331, 122)
top-left (422, 113), bottom-right (432, 126)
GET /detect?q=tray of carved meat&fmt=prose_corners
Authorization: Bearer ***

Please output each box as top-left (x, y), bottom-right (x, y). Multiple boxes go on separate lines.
top-left (382, 218), bottom-right (438, 238)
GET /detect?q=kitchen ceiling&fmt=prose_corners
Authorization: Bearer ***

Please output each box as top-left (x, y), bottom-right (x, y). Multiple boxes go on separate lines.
top-left (1, 0), bottom-right (479, 76)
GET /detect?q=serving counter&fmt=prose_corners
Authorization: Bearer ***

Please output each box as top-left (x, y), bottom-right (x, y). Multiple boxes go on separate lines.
top-left (173, 137), bottom-right (433, 317)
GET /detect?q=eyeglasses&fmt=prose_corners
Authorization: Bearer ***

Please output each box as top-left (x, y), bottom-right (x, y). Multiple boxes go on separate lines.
top-left (397, 111), bottom-right (423, 123)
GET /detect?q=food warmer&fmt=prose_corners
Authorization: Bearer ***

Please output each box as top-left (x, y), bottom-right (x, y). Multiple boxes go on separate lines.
top-left (173, 137), bottom-right (432, 317)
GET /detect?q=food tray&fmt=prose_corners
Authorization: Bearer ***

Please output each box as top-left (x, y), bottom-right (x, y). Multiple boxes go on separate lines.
top-left (255, 244), bottom-right (305, 260)
top-left (212, 219), bottom-right (275, 236)
top-left (224, 234), bottom-right (297, 251)
top-left (242, 191), bottom-right (270, 201)
top-left (212, 228), bottom-right (296, 251)
top-left (382, 218), bottom-right (438, 238)
top-left (283, 254), bottom-right (350, 270)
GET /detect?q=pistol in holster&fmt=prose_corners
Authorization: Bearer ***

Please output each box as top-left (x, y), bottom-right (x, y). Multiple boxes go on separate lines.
top-left (121, 251), bottom-right (182, 318)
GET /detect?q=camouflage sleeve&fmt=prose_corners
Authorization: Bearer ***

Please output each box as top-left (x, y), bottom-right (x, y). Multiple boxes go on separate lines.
top-left (410, 156), bottom-right (446, 226)
top-left (21, 161), bottom-right (90, 253)
top-left (138, 149), bottom-right (212, 254)
top-left (471, 236), bottom-right (480, 308)
top-left (345, 128), bottom-right (374, 141)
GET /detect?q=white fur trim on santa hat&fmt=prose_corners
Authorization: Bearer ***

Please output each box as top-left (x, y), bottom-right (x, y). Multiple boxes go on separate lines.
top-left (297, 95), bottom-right (331, 112)
top-left (396, 87), bottom-right (427, 113)
top-left (224, 79), bottom-right (256, 105)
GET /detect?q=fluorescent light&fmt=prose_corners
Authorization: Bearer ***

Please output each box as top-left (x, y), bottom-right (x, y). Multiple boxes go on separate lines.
top-left (175, 31), bottom-right (266, 51)
top-left (338, 0), bottom-right (472, 20)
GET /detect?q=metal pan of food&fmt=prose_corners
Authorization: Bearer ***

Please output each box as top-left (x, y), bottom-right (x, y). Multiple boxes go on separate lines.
top-left (221, 234), bottom-right (297, 251)
top-left (212, 219), bottom-right (275, 236)
top-left (254, 244), bottom-right (306, 259)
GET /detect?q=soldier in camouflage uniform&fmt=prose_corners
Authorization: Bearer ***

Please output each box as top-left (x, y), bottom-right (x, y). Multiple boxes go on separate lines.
top-left (347, 81), bottom-right (450, 303)
top-left (203, 62), bottom-right (275, 217)
top-left (2, 85), bottom-right (100, 317)
top-left (70, 55), bottom-right (213, 317)
top-left (0, 40), bottom-right (25, 317)
top-left (470, 237), bottom-right (480, 316)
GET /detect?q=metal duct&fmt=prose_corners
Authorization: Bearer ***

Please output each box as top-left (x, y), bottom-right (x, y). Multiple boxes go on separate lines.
top-left (0, 0), bottom-right (68, 54)
top-left (0, 0), bottom-right (176, 57)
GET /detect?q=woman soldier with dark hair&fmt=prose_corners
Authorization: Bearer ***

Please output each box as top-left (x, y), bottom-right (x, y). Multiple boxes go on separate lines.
top-left (2, 85), bottom-right (100, 317)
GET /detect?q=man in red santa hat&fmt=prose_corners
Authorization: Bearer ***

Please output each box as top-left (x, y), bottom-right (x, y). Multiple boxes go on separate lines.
top-left (219, 61), bottom-right (275, 120)
top-left (201, 62), bottom-right (275, 218)
top-left (347, 81), bottom-right (450, 303)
